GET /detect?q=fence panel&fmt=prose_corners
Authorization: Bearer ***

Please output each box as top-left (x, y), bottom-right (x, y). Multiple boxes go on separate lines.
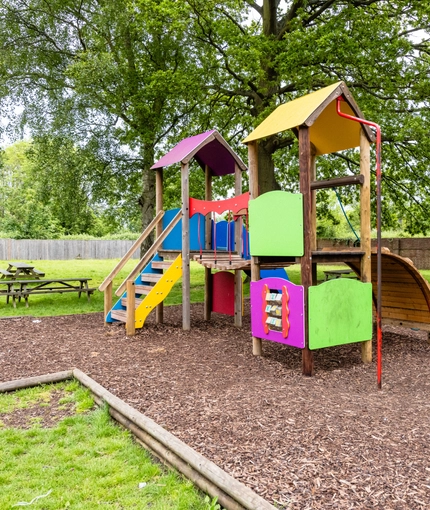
top-left (0, 238), bottom-right (429, 268)
top-left (0, 239), bottom-right (140, 261)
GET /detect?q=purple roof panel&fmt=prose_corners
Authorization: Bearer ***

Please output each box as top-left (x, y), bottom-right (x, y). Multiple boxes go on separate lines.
top-left (194, 138), bottom-right (236, 176)
top-left (151, 130), bottom-right (246, 176)
top-left (151, 131), bottom-right (214, 170)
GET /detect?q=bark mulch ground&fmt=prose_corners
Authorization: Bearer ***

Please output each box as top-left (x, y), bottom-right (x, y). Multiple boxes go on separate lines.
top-left (0, 389), bottom-right (77, 429)
top-left (1, 303), bottom-right (429, 509)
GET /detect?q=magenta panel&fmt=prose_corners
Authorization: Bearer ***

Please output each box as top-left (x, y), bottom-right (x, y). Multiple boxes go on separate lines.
top-left (250, 277), bottom-right (305, 348)
top-left (212, 271), bottom-right (235, 316)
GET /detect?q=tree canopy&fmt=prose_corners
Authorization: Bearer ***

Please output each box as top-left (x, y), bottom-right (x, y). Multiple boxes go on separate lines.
top-left (1, 0), bottom-right (429, 236)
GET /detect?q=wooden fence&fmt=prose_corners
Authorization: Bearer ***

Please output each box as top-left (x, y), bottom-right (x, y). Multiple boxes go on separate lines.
top-left (1, 237), bottom-right (429, 268)
top-left (0, 239), bottom-right (139, 261)
top-left (317, 238), bottom-right (430, 270)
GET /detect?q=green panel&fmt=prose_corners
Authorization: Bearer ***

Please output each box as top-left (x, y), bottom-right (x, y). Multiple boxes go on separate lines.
top-left (249, 191), bottom-right (303, 256)
top-left (308, 279), bottom-right (373, 349)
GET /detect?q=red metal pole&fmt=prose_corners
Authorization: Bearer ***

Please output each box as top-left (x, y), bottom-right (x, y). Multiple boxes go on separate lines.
top-left (336, 97), bottom-right (383, 389)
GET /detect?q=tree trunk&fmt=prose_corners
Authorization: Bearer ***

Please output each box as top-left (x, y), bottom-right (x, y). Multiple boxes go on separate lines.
top-left (139, 143), bottom-right (156, 256)
top-left (257, 139), bottom-right (281, 195)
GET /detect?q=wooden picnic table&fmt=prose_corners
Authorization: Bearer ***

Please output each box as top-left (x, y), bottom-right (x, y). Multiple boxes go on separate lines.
top-left (0, 278), bottom-right (96, 308)
top-left (0, 262), bottom-right (45, 280)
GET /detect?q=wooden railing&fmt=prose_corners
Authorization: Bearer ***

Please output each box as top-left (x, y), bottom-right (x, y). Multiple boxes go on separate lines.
top-left (98, 210), bottom-right (165, 293)
top-left (115, 210), bottom-right (182, 297)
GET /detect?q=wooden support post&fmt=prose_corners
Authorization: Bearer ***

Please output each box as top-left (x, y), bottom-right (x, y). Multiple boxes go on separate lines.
top-left (204, 165), bottom-right (212, 321)
top-left (234, 270), bottom-right (242, 328)
top-left (104, 281), bottom-right (113, 325)
top-left (204, 267), bottom-right (212, 321)
top-left (251, 257), bottom-right (262, 355)
top-left (234, 163), bottom-right (243, 328)
top-left (299, 127), bottom-right (314, 376)
top-left (248, 142), bottom-right (259, 200)
top-left (234, 163), bottom-right (243, 253)
top-left (360, 129), bottom-right (372, 363)
top-left (155, 168), bottom-right (164, 324)
top-left (310, 148), bottom-right (318, 286)
top-left (205, 165), bottom-right (212, 250)
top-left (248, 142), bottom-right (262, 354)
top-left (181, 163), bottom-right (191, 330)
top-left (126, 280), bottom-right (136, 337)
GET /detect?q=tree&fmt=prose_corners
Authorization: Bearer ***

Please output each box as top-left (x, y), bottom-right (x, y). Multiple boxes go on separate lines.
top-left (187, 0), bottom-right (430, 233)
top-left (0, 0), bottom-right (205, 245)
top-left (1, 1), bottom-right (429, 236)
top-left (0, 141), bottom-right (65, 238)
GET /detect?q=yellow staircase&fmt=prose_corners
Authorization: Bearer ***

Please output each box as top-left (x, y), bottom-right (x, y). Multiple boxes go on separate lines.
top-left (111, 254), bottom-right (182, 328)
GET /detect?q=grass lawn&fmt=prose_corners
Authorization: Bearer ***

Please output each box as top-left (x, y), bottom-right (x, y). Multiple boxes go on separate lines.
top-left (0, 258), bottom-right (428, 319)
top-left (0, 381), bottom-right (219, 510)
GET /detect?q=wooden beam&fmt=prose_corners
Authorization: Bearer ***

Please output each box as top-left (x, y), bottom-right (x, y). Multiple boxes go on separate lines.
top-left (99, 210), bottom-right (164, 292)
top-left (205, 165), bottom-right (212, 250)
top-left (311, 174), bottom-right (364, 190)
top-left (234, 163), bottom-right (243, 329)
top-left (182, 162), bottom-right (190, 330)
top-left (0, 371), bottom-right (73, 393)
top-left (204, 165), bottom-right (212, 322)
top-left (204, 267), bottom-right (212, 321)
top-left (116, 211), bottom-right (181, 296)
top-left (234, 162), bottom-right (243, 254)
top-left (247, 141), bottom-right (259, 200)
top-left (248, 142), bottom-right (262, 354)
top-left (104, 280), bottom-right (113, 325)
top-left (299, 126), bottom-right (314, 376)
top-left (155, 168), bottom-right (164, 324)
top-left (234, 270), bottom-right (242, 328)
top-left (73, 369), bottom-right (276, 510)
top-left (360, 128), bottom-right (372, 363)
top-left (126, 280), bottom-right (136, 337)
top-left (251, 257), bottom-right (262, 355)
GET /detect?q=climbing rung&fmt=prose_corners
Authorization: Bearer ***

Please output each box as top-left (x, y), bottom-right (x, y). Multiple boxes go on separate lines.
top-left (135, 284), bottom-right (153, 295)
top-left (121, 297), bottom-right (143, 308)
top-left (140, 273), bottom-right (162, 283)
top-left (111, 309), bottom-right (127, 322)
top-left (152, 260), bottom-right (175, 269)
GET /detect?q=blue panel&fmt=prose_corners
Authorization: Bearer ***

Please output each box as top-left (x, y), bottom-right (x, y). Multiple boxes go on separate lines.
top-left (190, 213), bottom-right (205, 250)
top-left (162, 208), bottom-right (205, 251)
top-left (210, 221), bottom-right (249, 256)
top-left (162, 208), bottom-right (182, 250)
top-left (212, 221), bottom-right (230, 250)
top-left (261, 268), bottom-right (290, 281)
top-left (242, 226), bottom-right (250, 259)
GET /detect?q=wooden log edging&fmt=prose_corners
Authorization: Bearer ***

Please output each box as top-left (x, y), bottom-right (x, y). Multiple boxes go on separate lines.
top-left (73, 369), bottom-right (276, 510)
top-left (0, 369), bottom-right (276, 510)
top-left (0, 370), bottom-right (74, 393)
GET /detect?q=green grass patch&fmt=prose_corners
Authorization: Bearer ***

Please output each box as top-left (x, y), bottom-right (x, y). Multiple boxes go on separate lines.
top-left (0, 259), bottom-right (137, 318)
top-left (0, 383), bottom-right (219, 510)
top-left (0, 258), bottom-right (428, 318)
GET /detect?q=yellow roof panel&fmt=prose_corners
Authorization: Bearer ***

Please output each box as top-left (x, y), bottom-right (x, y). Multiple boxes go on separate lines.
top-left (242, 81), bottom-right (372, 154)
top-left (243, 82), bottom-right (342, 144)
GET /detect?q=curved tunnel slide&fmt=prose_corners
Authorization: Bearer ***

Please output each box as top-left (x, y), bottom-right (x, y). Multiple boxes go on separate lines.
top-left (347, 250), bottom-right (430, 331)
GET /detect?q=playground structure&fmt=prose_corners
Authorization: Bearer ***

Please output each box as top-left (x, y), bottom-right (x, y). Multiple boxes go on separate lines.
top-left (99, 82), bottom-right (430, 376)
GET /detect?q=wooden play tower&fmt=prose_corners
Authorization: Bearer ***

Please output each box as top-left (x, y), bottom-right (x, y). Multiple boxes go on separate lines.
top-left (100, 82), bottom-right (429, 380)
top-left (243, 81), bottom-right (376, 375)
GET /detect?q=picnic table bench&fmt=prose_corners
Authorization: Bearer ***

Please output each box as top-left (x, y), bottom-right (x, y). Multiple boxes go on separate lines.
top-left (0, 262), bottom-right (45, 279)
top-left (0, 278), bottom-right (96, 308)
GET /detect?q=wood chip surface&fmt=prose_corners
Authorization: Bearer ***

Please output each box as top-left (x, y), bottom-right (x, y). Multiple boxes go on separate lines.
top-left (1, 302), bottom-right (429, 509)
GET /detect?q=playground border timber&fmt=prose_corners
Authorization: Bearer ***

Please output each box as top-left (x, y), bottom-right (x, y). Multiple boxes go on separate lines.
top-left (0, 370), bottom-right (276, 510)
